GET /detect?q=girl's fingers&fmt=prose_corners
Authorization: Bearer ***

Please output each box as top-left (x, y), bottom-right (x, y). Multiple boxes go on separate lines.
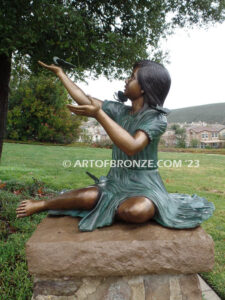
top-left (67, 104), bottom-right (82, 108)
top-left (38, 61), bottom-right (57, 70)
top-left (66, 104), bottom-right (96, 117)
top-left (70, 110), bottom-right (84, 114)
top-left (67, 107), bottom-right (86, 113)
top-left (68, 106), bottom-right (84, 110)
top-left (67, 104), bottom-right (92, 111)
top-left (71, 108), bottom-right (86, 111)
top-left (67, 106), bottom-right (83, 112)
top-left (71, 111), bottom-right (85, 115)
top-left (38, 61), bottom-right (49, 68)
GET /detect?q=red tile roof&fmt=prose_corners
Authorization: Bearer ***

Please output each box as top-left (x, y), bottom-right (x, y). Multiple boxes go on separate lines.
top-left (187, 125), bottom-right (225, 133)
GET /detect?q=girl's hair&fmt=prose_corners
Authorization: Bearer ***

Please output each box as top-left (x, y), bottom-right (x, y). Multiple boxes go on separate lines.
top-left (117, 60), bottom-right (171, 109)
top-left (134, 60), bottom-right (171, 108)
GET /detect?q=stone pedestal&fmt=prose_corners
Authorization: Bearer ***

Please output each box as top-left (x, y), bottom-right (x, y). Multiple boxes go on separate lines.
top-left (26, 216), bottom-right (214, 300)
top-left (31, 274), bottom-right (202, 300)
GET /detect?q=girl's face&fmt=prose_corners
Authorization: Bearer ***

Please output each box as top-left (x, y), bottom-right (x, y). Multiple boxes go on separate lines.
top-left (124, 68), bottom-right (144, 101)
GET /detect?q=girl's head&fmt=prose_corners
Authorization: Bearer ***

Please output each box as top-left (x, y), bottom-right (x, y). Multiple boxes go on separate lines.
top-left (120, 60), bottom-right (171, 109)
top-left (134, 60), bottom-right (171, 107)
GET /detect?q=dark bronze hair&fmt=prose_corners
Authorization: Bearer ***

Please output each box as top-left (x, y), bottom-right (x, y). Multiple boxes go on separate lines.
top-left (117, 60), bottom-right (171, 109)
top-left (133, 60), bottom-right (171, 108)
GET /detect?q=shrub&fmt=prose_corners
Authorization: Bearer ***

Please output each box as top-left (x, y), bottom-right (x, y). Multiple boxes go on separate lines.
top-left (92, 139), bottom-right (113, 149)
top-left (7, 73), bottom-right (85, 143)
top-left (190, 139), bottom-right (199, 148)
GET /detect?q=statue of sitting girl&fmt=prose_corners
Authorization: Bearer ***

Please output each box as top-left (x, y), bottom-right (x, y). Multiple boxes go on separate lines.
top-left (16, 60), bottom-right (214, 231)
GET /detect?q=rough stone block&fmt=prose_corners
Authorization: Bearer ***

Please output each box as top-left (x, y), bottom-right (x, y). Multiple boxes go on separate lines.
top-left (26, 216), bottom-right (214, 277)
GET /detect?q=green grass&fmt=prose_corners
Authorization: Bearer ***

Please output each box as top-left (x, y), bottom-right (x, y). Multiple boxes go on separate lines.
top-left (0, 142), bottom-right (224, 299)
top-left (0, 142), bottom-right (110, 189)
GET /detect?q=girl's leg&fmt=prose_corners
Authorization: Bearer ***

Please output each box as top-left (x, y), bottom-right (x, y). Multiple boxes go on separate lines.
top-left (16, 186), bottom-right (100, 218)
top-left (116, 196), bottom-right (155, 223)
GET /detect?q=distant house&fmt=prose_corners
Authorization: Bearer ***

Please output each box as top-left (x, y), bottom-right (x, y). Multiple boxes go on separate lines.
top-left (186, 124), bottom-right (225, 148)
top-left (78, 119), bottom-right (111, 143)
top-left (161, 130), bottom-right (177, 147)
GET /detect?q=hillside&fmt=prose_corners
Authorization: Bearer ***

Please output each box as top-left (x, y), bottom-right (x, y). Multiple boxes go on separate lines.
top-left (167, 102), bottom-right (225, 124)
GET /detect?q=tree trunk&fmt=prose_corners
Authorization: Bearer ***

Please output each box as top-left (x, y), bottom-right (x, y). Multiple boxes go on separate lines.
top-left (0, 53), bottom-right (11, 161)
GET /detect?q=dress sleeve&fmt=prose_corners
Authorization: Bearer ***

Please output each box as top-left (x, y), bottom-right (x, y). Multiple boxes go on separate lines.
top-left (136, 111), bottom-right (167, 141)
top-left (101, 100), bottom-right (125, 122)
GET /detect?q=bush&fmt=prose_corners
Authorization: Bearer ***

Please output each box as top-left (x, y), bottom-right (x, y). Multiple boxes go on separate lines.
top-left (92, 139), bottom-right (113, 149)
top-left (190, 139), bottom-right (199, 148)
top-left (7, 73), bottom-right (85, 143)
top-left (176, 138), bottom-right (186, 148)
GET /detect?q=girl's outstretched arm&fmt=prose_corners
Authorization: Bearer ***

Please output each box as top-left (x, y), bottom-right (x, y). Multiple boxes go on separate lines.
top-left (38, 61), bottom-right (103, 107)
top-left (67, 97), bottom-right (149, 156)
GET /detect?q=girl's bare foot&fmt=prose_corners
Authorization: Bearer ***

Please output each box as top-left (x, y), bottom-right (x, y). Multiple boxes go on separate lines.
top-left (16, 200), bottom-right (46, 218)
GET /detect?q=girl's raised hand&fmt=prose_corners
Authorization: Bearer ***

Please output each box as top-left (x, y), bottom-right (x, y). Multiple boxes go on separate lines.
top-left (38, 60), bottom-right (63, 76)
top-left (67, 96), bottom-right (101, 118)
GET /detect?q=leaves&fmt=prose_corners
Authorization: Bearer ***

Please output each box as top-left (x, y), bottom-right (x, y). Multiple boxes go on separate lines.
top-left (7, 73), bottom-right (84, 143)
top-left (0, 183), bottom-right (7, 189)
top-left (1, 0), bottom-right (224, 77)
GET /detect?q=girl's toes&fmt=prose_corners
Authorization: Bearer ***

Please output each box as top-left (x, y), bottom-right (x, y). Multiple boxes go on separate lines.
top-left (16, 208), bottom-right (25, 213)
top-left (20, 200), bottom-right (28, 204)
top-left (17, 205), bottom-right (25, 210)
top-left (17, 213), bottom-right (27, 218)
top-left (17, 207), bottom-right (25, 211)
top-left (16, 205), bottom-right (25, 210)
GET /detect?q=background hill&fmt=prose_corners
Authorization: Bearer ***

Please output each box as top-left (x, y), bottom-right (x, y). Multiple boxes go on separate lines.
top-left (167, 102), bottom-right (225, 124)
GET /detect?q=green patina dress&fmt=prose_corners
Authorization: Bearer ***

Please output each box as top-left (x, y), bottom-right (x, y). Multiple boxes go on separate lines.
top-left (49, 100), bottom-right (215, 231)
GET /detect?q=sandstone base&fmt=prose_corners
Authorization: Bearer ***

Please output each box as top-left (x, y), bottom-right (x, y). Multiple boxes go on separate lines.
top-left (26, 217), bottom-right (214, 300)
top-left (26, 217), bottom-right (214, 277)
top-left (32, 273), bottom-right (202, 300)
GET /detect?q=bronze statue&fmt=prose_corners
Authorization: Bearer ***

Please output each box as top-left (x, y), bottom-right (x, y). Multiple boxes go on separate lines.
top-left (16, 60), bottom-right (214, 231)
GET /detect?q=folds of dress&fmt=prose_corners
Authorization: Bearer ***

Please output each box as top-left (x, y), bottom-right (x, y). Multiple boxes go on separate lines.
top-left (48, 100), bottom-right (215, 231)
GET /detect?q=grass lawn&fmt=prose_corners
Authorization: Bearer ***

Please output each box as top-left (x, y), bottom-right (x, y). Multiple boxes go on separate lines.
top-left (0, 142), bottom-right (224, 299)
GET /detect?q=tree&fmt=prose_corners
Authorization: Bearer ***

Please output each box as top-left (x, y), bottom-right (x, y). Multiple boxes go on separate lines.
top-left (190, 139), bottom-right (199, 148)
top-left (0, 0), bottom-right (225, 159)
top-left (171, 123), bottom-right (186, 148)
top-left (7, 72), bottom-right (84, 143)
top-left (176, 127), bottom-right (186, 148)
top-left (170, 124), bottom-right (180, 132)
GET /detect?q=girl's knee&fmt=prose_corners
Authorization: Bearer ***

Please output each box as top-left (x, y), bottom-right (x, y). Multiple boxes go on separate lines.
top-left (79, 186), bottom-right (100, 210)
top-left (117, 197), bottom-right (155, 223)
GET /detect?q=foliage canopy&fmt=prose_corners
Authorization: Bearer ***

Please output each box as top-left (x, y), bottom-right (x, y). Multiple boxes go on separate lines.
top-left (1, 0), bottom-right (225, 78)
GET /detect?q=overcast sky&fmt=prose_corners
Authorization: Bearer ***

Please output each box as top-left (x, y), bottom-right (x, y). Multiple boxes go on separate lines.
top-left (78, 22), bottom-right (225, 110)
